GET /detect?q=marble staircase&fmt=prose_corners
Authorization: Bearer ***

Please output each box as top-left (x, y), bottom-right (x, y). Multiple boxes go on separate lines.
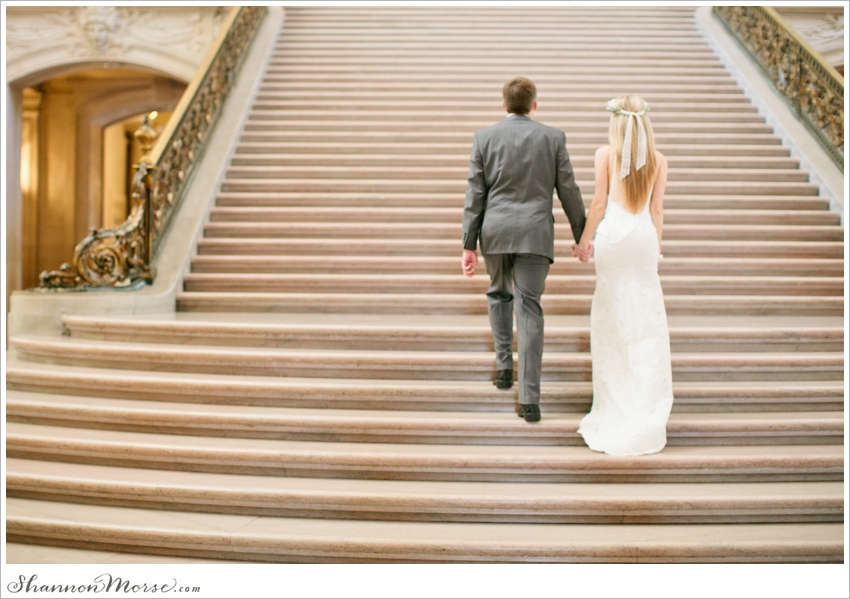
top-left (5, 7), bottom-right (844, 563)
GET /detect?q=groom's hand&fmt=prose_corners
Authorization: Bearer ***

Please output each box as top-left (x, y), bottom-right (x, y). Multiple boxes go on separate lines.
top-left (462, 250), bottom-right (478, 277)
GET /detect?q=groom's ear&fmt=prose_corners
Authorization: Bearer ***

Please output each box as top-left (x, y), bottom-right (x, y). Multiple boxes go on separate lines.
top-left (502, 101), bottom-right (507, 112)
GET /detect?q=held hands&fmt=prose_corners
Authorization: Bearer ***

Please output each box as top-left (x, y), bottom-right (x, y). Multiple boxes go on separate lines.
top-left (572, 240), bottom-right (593, 263)
top-left (461, 249), bottom-right (478, 277)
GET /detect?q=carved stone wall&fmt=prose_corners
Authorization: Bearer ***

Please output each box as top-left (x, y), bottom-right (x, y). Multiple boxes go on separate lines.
top-left (6, 6), bottom-right (228, 85)
top-left (775, 7), bottom-right (844, 75)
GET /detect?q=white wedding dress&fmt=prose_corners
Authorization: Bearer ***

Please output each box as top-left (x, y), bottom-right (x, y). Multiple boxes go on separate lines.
top-left (577, 171), bottom-right (674, 456)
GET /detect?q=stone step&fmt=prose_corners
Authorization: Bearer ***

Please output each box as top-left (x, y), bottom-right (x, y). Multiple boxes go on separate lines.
top-left (175, 292), bottom-right (844, 317)
top-left (202, 222), bottom-right (838, 241)
top-left (233, 142), bottom-right (792, 157)
top-left (279, 20), bottom-right (705, 31)
top-left (60, 314), bottom-right (845, 353)
top-left (272, 63), bottom-right (730, 76)
top-left (272, 62), bottom-right (722, 73)
top-left (275, 24), bottom-right (704, 34)
top-left (6, 391), bottom-right (843, 446)
top-left (12, 337), bottom-right (843, 382)
top-left (7, 498), bottom-right (842, 562)
top-left (208, 208), bottom-right (837, 226)
top-left (237, 131), bottom-right (781, 146)
top-left (250, 99), bottom-right (759, 113)
top-left (6, 424), bottom-right (843, 482)
top-left (224, 165), bottom-right (806, 182)
top-left (7, 361), bottom-right (843, 413)
top-left (214, 193), bottom-right (825, 211)
top-left (273, 31), bottom-right (708, 40)
top-left (220, 180), bottom-right (819, 196)
top-left (282, 9), bottom-right (699, 18)
top-left (242, 120), bottom-right (777, 136)
top-left (264, 63), bottom-right (730, 75)
top-left (274, 41), bottom-right (713, 51)
top-left (257, 89), bottom-right (753, 102)
top-left (181, 273), bottom-right (844, 298)
top-left (197, 239), bottom-right (843, 259)
top-left (272, 41), bottom-right (711, 53)
top-left (5, 542), bottom-right (233, 564)
top-left (230, 154), bottom-right (797, 170)
top-left (280, 19), bottom-right (702, 29)
top-left (191, 255), bottom-right (846, 278)
top-left (258, 82), bottom-right (745, 94)
top-left (247, 108), bottom-right (759, 121)
top-left (6, 459), bottom-right (844, 524)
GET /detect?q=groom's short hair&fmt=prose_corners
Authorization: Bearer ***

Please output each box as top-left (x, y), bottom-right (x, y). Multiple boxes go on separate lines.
top-left (502, 77), bottom-right (537, 114)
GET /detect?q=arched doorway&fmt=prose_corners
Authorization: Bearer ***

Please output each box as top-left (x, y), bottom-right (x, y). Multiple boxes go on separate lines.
top-left (12, 65), bottom-right (185, 290)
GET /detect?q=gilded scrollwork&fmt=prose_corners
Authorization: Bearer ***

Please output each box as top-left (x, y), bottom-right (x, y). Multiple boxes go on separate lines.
top-left (39, 6), bottom-right (266, 290)
top-left (39, 166), bottom-right (153, 289)
top-left (714, 6), bottom-right (843, 169)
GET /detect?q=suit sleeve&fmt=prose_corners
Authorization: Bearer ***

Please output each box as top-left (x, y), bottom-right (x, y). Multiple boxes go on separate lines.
top-left (461, 133), bottom-right (487, 251)
top-left (555, 131), bottom-right (586, 242)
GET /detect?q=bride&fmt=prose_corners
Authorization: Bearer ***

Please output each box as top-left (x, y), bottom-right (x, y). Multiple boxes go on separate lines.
top-left (573, 95), bottom-right (674, 456)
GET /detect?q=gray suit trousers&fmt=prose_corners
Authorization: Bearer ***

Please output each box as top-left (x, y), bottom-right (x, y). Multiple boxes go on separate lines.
top-left (483, 253), bottom-right (550, 405)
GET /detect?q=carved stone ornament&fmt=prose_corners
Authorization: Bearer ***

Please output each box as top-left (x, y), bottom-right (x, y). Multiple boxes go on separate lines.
top-left (796, 14), bottom-right (844, 47)
top-left (73, 6), bottom-right (131, 55)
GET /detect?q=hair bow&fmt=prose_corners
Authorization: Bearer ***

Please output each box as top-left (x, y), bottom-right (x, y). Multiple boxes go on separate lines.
top-left (607, 100), bottom-right (650, 180)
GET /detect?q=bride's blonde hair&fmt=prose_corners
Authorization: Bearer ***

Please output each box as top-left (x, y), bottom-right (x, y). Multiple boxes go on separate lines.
top-left (608, 95), bottom-right (657, 212)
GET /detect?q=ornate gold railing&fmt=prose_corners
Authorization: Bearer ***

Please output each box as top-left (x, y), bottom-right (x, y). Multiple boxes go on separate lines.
top-left (713, 6), bottom-right (844, 170)
top-left (40, 6), bottom-right (266, 289)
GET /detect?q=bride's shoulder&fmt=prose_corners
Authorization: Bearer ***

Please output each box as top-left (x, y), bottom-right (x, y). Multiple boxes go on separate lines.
top-left (596, 145), bottom-right (612, 158)
top-left (654, 149), bottom-right (667, 164)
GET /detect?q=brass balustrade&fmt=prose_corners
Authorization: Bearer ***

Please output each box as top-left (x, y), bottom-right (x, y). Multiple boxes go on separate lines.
top-left (39, 6), bottom-right (266, 290)
top-left (713, 6), bottom-right (844, 170)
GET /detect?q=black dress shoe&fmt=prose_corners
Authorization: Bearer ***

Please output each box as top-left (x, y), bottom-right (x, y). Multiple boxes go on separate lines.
top-left (493, 369), bottom-right (513, 389)
top-left (517, 404), bottom-right (541, 422)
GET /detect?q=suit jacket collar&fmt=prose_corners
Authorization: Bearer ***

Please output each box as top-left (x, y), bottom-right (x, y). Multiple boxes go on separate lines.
top-left (507, 113), bottom-right (532, 121)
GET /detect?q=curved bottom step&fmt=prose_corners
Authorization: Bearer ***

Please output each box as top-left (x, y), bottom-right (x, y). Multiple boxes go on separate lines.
top-left (7, 498), bottom-right (843, 563)
top-left (5, 542), bottom-right (235, 564)
top-left (6, 459), bottom-right (843, 524)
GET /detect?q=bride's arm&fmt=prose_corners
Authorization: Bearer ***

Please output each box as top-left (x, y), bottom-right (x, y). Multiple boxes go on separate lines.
top-left (576, 146), bottom-right (610, 261)
top-left (649, 151), bottom-right (668, 251)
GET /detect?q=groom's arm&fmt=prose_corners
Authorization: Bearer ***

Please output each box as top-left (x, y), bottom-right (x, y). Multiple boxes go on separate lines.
top-left (554, 131), bottom-right (586, 243)
top-left (462, 133), bottom-right (487, 252)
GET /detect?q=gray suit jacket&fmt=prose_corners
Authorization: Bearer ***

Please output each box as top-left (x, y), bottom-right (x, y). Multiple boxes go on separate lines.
top-left (461, 114), bottom-right (586, 262)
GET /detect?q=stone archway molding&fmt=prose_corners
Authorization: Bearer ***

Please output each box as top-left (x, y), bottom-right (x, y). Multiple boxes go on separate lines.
top-left (76, 80), bottom-right (185, 242)
top-left (6, 6), bottom-right (229, 87)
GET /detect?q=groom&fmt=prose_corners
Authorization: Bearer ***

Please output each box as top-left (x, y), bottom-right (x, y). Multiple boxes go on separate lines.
top-left (461, 77), bottom-right (586, 423)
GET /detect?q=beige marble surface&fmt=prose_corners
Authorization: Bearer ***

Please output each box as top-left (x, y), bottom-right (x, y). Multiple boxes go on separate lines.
top-left (6, 543), bottom-right (238, 564)
top-left (7, 498), bottom-right (843, 562)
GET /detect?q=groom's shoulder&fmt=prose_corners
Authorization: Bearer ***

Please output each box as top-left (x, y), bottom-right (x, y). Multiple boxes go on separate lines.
top-left (474, 119), bottom-right (509, 138)
top-left (475, 119), bottom-right (564, 139)
top-left (534, 120), bottom-right (567, 141)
